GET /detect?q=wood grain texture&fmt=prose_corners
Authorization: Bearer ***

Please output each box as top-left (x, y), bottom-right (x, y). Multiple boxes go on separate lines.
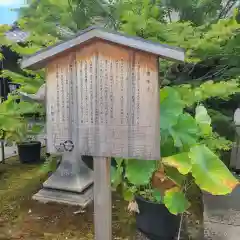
top-left (93, 157), bottom-right (112, 240)
top-left (46, 52), bottom-right (76, 153)
top-left (46, 40), bottom-right (160, 160)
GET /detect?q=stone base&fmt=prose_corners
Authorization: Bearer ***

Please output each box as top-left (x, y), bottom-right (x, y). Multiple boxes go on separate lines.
top-left (43, 158), bottom-right (93, 193)
top-left (33, 151), bottom-right (94, 207)
top-left (33, 185), bottom-right (93, 207)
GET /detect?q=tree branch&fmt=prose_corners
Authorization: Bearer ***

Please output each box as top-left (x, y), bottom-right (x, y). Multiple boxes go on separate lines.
top-left (218, 0), bottom-right (234, 19)
top-left (167, 8), bottom-right (172, 23)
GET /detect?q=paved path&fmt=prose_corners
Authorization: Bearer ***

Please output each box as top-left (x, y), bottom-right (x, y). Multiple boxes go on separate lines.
top-left (204, 174), bottom-right (240, 240)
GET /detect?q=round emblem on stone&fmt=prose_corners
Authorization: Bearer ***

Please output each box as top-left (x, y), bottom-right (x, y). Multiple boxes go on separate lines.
top-left (63, 140), bottom-right (74, 152)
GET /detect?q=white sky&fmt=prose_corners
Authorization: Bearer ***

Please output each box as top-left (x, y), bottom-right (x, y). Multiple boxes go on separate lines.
top-left (0, 0), bottom-right (24, 6)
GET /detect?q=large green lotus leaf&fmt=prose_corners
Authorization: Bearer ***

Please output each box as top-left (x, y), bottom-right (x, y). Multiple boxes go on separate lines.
top-left (189, 145), bottom-right (239, 195)
top-left (162, 152), bottom-right (191, 175)
top-left (169, 113), bottom-right (199, 148)
top-left (164, 166), bottom-right (186, 186)
top-left (163, 187), bottom-right (190, 215)
top-left (195, 105), bottom-right (212, 135)
top-left (125, 159), bottom-right (157, 186)
top-left (160, 87), bottom-right (184, 130)
top-left (160, 137), bottom-right (178, 157)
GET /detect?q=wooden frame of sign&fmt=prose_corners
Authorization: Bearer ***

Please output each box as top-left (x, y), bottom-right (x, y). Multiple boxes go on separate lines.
top-left (22, 26), bottom-right (185, 240)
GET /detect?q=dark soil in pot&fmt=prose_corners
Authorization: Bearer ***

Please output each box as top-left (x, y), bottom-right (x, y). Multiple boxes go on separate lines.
top-left (135, 195), bottom-right (181, 240)
top-left (17, 141), bottom-right (41, 164)
top-left (81, 156), bottom-right (117, 170)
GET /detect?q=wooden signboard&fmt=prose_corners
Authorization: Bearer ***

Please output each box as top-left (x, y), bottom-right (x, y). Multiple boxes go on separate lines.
top-left (46, 41), bottom-right (160, 160)
top-left (21, 26), bottom-right (184, 240)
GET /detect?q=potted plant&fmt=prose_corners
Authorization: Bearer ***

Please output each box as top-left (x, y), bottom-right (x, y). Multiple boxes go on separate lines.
top-left (16, 123), bottom-right (43, 164)
top-left (111, 87), bottom-right (239, 240)
top-left (0, 94), bottom-right (44, 163)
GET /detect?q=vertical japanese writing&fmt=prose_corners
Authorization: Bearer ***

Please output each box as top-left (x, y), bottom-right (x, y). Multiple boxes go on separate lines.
top-left (99, 58), bottom-right (104, 124)
top-left (131, 62), bottom-right (136, 126)
top-left (104, 59), bottom-right (109, 125)
top-left (56, 63), bottom-right (60, 139)
top-left (70, 63), bottom-right (74, 106)
top-left (109, 60), bottom-right (114, 120)
top-left (136, 62), bottom-right (140, 126)
top-left (75, 59), bottom-right (79, 126)
top-left (95, 54), bottom-right (99, 124)
top-left (90, 59), bottom-right (94, 124)
top-left (84, 61), bottom-right (89, 123)
top-left (80, 61), bottom-right (84, 123)
top-left (56, 63), bottom-right (60, 115)
top-left (60, 65), bottom-right (65, 122)
top-left (120, 59), bottom-right (124, 125)
top-left (69, 61), bottom-right (74, 131)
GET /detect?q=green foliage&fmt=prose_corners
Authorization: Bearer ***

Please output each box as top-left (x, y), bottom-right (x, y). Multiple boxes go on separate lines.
top-left (39, 154), bottom-right (59, 174)
top-left (0, 95), bottom-right (43, 143)
top-left (111, 165), bottom-right (123, 190)
top-left (162, 153), bottom-right (191, 175)
top-left (125, 159), bottom-right (157, 186)
top-left (174, 79), bottom-right (240, 107)
top-left (189, 145), bottom-right (238, 195)
top-left (163, 187), bottom-right (190, 215)
top-left (195, 104), bottom-right (212, 135)
top-left (115, 87), bottom-right (238, 215)
top-left (1, 70), bottom-right (44, 94)
top-left (160, 87), bottom-right (184, 130)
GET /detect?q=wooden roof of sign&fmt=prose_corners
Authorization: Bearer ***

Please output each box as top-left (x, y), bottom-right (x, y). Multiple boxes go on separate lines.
top-left (21, 26), bottom-right (185, 69)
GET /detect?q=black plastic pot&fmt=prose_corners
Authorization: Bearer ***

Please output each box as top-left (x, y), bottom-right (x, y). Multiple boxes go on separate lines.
top-left (135, 196), bottom-right (181, 240)
top-left (17, 141), bottom-right (41, 164)
top-left (82, 156), bottom-right (117, 170)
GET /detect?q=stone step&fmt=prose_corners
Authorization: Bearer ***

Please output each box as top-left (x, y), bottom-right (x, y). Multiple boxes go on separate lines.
top-left (33, 185), bottom-right (93, 207)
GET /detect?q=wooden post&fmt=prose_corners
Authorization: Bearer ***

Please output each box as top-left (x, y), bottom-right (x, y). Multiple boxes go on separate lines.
top-left (94, 157), bottom-right (112, 240)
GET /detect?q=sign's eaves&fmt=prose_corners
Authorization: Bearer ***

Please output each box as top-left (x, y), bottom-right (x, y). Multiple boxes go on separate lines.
top-left (21, 26), bottom-right (185, 70)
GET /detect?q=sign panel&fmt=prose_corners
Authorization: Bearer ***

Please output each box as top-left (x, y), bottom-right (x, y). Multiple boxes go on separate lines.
top-left (46, 41), bottom-right (160, 160)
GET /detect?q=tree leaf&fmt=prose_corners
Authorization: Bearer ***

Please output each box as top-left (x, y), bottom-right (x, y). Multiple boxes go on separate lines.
top-left (111, 166), bottom-right (123, 190)
top-left (125, 159), bottom-right (157, 186)
top-left (122, 183), bottom-right (137, 201)
top-left (163, 187), bottom-right (190, 215)
top-left (153, 189), bottom-right (162, 202)
top-left (169, 113), bottom-right (199, 148)
top-left (195, 105), bottom-right (212, 135)
top-left (29, 124), bottom-right (44, 134)
top-left (164, 166), bottom-right (186, 186)
top-left (162, 152), bottom-right (192, 175)
top-left (160, 87), bottom-right (184, 131)
top-left (189, 145), bottom-right (239, 195)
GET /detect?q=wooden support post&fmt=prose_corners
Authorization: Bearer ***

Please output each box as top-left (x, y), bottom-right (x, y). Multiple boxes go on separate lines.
top-left (94, 157), bottom-right (112, 240)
